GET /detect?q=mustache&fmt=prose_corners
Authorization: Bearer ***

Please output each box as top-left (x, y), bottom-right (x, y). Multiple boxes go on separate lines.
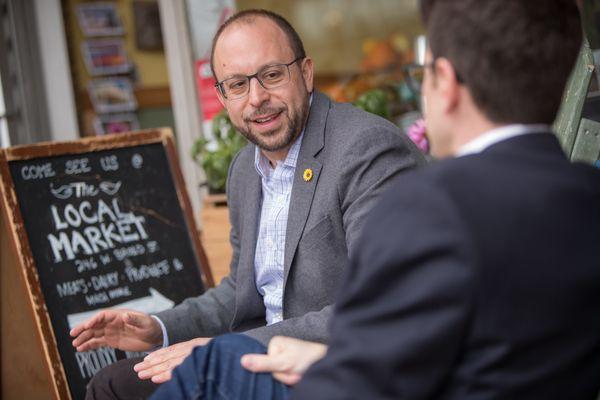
top-left (244, 105), bottom-right (286, 122)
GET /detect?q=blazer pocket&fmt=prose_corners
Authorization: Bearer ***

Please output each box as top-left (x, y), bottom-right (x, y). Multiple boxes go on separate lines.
top-left (300, 216), bottom-right (334, 251)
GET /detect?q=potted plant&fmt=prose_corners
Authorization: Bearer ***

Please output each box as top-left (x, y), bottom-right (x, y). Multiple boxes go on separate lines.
top-left (191, 110), bottom-right (247, 194)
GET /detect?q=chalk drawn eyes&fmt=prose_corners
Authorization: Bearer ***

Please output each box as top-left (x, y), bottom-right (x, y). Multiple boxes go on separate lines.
top-left (99, 181), bottom-right (122, 196)
top-left (49, 181), bottom-right (122, 200)
top-left (50, 184), bottom-right (73, 199)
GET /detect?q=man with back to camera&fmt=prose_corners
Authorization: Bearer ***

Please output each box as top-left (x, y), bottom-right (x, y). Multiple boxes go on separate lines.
top-left (149, 0), bottom-right (600, 399)
top-left (69, 8), bottom-right (425, 399)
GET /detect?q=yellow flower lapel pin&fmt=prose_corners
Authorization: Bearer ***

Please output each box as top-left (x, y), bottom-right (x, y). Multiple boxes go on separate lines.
top-left (303, 168), bottom-right (313, 182)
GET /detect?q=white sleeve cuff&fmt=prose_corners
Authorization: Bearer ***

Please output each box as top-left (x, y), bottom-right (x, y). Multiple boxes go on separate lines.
top-left (151, 315), bottom-right (169, 348)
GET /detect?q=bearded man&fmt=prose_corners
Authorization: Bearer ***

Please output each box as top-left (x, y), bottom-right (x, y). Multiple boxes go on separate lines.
top-left (70, 9), bottom-right (424, 400)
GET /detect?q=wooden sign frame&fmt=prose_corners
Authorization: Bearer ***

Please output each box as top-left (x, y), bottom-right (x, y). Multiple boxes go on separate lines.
top-left (0, 128), bottom-right (214, 399)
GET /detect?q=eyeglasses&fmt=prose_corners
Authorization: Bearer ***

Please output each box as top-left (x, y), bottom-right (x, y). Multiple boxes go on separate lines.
top-left (402, 60), bottom-right (464, 96)
top-left (215, 57), bottom-right (304, 100)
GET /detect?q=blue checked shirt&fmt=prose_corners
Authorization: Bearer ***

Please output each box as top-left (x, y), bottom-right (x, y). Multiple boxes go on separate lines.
top-left (152, 133), bottom-right (303, 347)
top-left (253, 131), bottom-right (304, 325)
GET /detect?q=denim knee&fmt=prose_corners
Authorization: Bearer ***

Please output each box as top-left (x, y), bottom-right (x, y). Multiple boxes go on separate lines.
top-left (207, 334), bottom-right (266, 355)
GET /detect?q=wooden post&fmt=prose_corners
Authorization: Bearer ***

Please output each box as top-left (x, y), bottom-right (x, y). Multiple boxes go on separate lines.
top-left (571, 118), bottom-right (600, 164)
top-left (554, 41), bottom-right (595, 157)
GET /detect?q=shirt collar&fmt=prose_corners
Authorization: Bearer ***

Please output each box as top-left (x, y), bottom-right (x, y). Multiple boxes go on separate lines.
top-left (254, 126), bottom-right (305, 178)
top-left (456, 124), bottom-right (551, 157)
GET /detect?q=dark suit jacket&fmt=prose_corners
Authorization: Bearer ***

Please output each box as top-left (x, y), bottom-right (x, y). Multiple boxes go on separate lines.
top-left (156, 91), bottom-right (425, 345)
top-left (292, 133), bottom-right (600, 399)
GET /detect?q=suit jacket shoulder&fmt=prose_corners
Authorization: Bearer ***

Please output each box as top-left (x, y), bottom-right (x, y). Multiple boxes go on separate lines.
top-left (293, 132), bottom-right (600, 399)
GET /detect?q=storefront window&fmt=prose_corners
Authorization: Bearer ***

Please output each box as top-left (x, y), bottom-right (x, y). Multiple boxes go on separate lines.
top-left (62, 0), bottom-right (174, 137)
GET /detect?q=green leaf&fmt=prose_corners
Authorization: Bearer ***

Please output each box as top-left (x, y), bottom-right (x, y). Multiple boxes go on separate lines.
top-left (191, 110), bottom-right (247, 192)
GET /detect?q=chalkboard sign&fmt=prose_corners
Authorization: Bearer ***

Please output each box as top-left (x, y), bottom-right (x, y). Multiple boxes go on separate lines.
top-left (0, 129), bottom-right (213, 400)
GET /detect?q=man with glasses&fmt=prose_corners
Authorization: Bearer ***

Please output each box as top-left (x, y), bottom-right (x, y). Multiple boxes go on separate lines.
top-left (71, 9), bottom-right (424, 399)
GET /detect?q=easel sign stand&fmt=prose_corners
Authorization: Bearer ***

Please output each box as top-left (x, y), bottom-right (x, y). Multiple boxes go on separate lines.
top-left (0, 129), bottom-right (213, 399)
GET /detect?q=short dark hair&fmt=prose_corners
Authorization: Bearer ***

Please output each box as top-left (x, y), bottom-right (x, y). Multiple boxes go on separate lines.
top-left (421, 0), bottom-right (582, 124)
top-left (210, 9), bottom-right (306, 80)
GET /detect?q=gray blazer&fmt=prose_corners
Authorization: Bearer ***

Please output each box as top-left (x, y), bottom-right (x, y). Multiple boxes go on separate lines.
top-left (156, 91), bottom-right (425, 345)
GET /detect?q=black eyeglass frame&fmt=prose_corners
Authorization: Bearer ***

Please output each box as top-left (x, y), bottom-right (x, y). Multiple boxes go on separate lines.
top-left (214, 56), bottom-right (305, 99)
top-left (402, 59), bottom-right (464, 96)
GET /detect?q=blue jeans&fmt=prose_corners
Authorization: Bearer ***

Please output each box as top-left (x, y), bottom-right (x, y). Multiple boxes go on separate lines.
top-left (150, 334), bottom-right (290, 400)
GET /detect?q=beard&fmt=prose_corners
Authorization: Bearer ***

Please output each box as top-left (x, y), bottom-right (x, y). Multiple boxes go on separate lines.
top-left (234, 96), bottom-right (310, 152)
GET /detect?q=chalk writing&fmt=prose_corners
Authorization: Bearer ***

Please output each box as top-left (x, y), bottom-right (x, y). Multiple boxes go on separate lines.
top-left (75, 347), bottom-right (117, 379)
top-left (131, 153), bottom-right (143, 169)
top-left (113, 243), bottom-right (146, 261)
top-left (21, 163), bottom-right (56, 180)
top-left (65, 158), bottom-right (91, 175)
top-left (90, 272), bottom-right (119, 290)
top-left (47, 198), bottom-right (148, 262)
top-left (85, 291), bottom-right (109, 306)
top-left (98, 181), bottom-right (121, 196)
top-left (125, 260), bottom-right (170, 282)
top-left (6, 141), bottom-right (205, 399)
top-left (146, 241), bottom-right (159, 253)
top-left (49, 181), bottom-right (122, 200)
top-left (56, 279), bottom-right (88, 298)
top-left (100, 155), bottom-right (118, 171)
top-left (99, 253), bottom-right (112, 265)
top-left (108, 286), bottom-right (131, 299)
top-left (75, 257), bottom-right (98, 273)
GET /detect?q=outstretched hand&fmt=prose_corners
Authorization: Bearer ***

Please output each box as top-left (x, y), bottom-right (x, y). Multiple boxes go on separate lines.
top-left (70, 309), bottom-right (163, 353)
top-left (241, 336), bottom-right (328, 386)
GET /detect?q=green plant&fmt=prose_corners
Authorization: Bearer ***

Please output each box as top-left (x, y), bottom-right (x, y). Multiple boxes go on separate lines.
top-left (353, 88), bottom-right (391, 120)
top-left (191, 110), bottom-right (247, 193)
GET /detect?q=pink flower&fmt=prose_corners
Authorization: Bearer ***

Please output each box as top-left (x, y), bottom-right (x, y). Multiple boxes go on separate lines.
top-left (407, 118), bottom-right (429, 154)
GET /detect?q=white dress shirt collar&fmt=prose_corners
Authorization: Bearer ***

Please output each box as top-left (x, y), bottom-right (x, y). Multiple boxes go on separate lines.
top-left (456, 124), bottom-right (551, 157)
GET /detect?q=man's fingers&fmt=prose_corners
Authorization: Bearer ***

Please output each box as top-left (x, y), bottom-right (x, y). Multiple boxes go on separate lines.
top-left (240, 353), bottom-right (285, 373)
top-left (70, 313), bottom-right (103, 337)
top-left (136, 360), bottom-right (171, 380)
top-left (142, 347), bottom-right (168, 363)
top-left (75, 337), bottom-right (107, 352)
top-left (143, 343), bottom-right (192, 363)
top-left (273, 371), bottom-right (302, 386)
top-left (135, 349), bottom-right (186, 374)
top-left (124, 311), bottom-right (146, 329)
top-left (69, 321), bottom-right (89, 337)
top-left (71, 329), bottom-right (96, 347)
top-left (69, 325), bottom-right (84, 337)
top-left (135, 357), bottom-right (183, 381)
top-left (133, 358), bottom-right (154, 373)
top-left (150, 370), bottom-right (172, 384)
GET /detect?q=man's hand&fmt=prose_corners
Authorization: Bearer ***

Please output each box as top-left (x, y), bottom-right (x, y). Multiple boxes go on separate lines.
top-left (241, 336), bottom-right (328, 386)
top-left (70, 309), bottom-right (162, 353)
top-left (134, 337), bottom-right (211, 383)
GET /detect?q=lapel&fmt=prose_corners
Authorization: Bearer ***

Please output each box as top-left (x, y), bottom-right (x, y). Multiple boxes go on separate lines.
top-left (233, 157), bottom-right (264, 323)
top-left (282, 91), bottom-right (329, 288)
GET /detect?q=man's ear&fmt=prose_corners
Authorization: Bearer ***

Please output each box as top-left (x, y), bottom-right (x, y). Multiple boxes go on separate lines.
top-left (300, 57), bottom-right (314, 93)
top-left (433, 57), bottom-right (461, 113)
